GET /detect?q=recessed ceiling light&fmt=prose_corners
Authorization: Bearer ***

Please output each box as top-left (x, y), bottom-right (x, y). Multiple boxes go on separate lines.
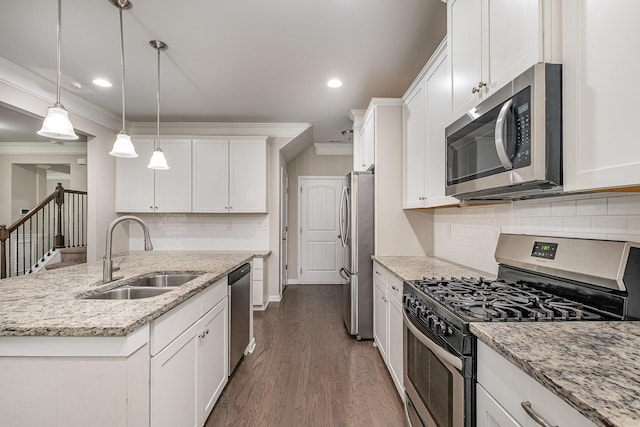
top-left (92, 78), bottom-right (112, 88)
top-left (327, 79), bottom-right (343, 88)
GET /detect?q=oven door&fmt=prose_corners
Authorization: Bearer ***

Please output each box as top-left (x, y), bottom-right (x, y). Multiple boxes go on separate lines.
top-left (403, 311), bottom-right (465, 427)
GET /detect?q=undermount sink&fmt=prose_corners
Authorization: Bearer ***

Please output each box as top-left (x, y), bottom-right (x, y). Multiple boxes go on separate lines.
top-left (83, 273), bottom-right (203, 300)
top-left (126, 273), bottom-right (202, 288)
top-left (84, 287), bottom-right (172, 300)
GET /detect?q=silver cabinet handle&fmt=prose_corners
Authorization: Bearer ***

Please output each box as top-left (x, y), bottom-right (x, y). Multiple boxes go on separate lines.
top-left (392, 285), bottom-right (398, 291)
top-left (521, 402), bottom-right (557, 427)
top-left (495, 98), bottom-right (514, 170)
top-left (478, 81), bottom-right (487, 88)
top-left (472, 86), bottom-right (480, 94)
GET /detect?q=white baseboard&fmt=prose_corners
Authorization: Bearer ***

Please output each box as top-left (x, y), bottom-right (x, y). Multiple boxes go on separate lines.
top-left (269, 295), bottom-right (282, 303)
top-left (246, 337), bottom-right (256, 354)
top-left (287, 279), bottom-right (299, 285)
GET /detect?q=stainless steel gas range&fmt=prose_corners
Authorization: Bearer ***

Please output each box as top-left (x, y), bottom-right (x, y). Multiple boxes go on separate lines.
top-left (402, 233), bottom-right (640, 427)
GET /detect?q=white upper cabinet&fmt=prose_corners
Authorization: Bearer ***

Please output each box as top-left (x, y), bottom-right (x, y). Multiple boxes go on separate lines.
top-left (193, 138), bottom-right (267, 213)
top-left (448, 0), bottom-right (558, 119)
top-left (562, 0), bottom-right (640, 191)
top-left (118, 136), bottom-right (268, 214)
top-left (403, 41), bottom-right (458, 209)
top-left (115, 138), bottom-right (191, 213)
top-left (192, 139), bottom-right (229, 213)
top-left (229, 139), bottom-right (268, 213)
top-left (155, 139), bottom-right (192, 212)
top-left (402, 79), bottom-right (426, 208)
top-left (358, 108), bottom-right (375, 171)
top-left (115, 138), bottom-right (155, 213)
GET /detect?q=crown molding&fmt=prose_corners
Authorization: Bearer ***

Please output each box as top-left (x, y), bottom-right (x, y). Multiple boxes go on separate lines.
top-left (349, 109), bottom-right (365, 127)
top-left (0, 56), bottom-right (122, 132)
top-left (0, 141), bottom-right (87, 155)
top-left (130, 122), bottom-right (311, 139)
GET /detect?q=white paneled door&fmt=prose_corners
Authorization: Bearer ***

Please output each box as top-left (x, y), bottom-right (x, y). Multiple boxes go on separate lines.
top-left (299, 177), bottom-right (344, 284)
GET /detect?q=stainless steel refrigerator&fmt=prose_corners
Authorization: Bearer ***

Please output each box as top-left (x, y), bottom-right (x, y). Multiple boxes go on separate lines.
top-left (339, 171), bottom-right (374, 340)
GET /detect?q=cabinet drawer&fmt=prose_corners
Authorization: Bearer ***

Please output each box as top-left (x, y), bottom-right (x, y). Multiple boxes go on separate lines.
top-left (200, 278), bottom-right (227, 314)
top-left (477, 341), bottom-right (597, 427)
top-left (373, 261), bottom-right (388, 287)
top-left (387, 274), bottom-right (403, 302)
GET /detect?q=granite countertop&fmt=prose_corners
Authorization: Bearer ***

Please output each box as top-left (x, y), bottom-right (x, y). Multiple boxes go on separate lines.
top-left (472, 322), bottom-right (640, 427)
top-left (372, 255), bottom-right (494, 282)
top-left (0, 250), bottom-right (267, 337)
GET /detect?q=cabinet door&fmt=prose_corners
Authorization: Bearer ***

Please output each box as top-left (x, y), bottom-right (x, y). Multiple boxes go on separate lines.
top-left (155, 139), bottom-right (192, 212)
top-left (199, 298), bottom-right (228, 425)
top-left (192, 139), bottom-right (229, 212)
top-left (373, 278), bottom-right (388, 360)
top-left (563, 0), bottom-right (640, 191)
top-left (448, 0), bottom-right (483, 117)
top-left (357, 123), bottom-right (368, 171)
top-left (387, 295), bottom-right (404, 398)
top-left (115, 138), bottom-right (155, 213)
top-left (402, 80), bottom-right (427, 208)
top-left (362, 109), bottom-right (375, 170)
top-left (229, 139), bottom-right (267, 213)
top-left (151, 321), bottom-right (199, 427)
top-left (476, 385), bottom-right (520, 427)
top-left (424, 50), bottom-right (458, 207)
top-left (484, 0), bottom-right (541, 94)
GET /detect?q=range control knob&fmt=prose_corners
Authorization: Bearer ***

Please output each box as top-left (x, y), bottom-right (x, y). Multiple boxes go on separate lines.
top-left (439, 322), bottom-right (453, 336)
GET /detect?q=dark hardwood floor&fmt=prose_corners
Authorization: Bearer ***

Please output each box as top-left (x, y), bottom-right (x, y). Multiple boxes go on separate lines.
top-left (206, 284), bottom-right (405, 427)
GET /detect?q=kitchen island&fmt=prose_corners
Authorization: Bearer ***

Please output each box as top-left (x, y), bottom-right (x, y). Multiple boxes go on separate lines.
top-left (0, 250), bottom-right (267, 427)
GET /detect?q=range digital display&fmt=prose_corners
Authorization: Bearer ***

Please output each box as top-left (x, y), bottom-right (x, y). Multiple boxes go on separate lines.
top-left (531, 241), bottom-right (558, 259)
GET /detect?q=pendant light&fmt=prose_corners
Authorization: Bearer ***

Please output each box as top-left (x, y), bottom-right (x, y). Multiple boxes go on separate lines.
top-left (37, 0), bottom-right (79, 140)
top-left (108, 0), bottom-right (137, 158)
top-left (147, 40), bottom-right (169, 170)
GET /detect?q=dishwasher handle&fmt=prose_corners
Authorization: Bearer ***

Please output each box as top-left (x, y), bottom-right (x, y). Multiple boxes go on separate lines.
top-left (229, 263), bottom-right (251, 284)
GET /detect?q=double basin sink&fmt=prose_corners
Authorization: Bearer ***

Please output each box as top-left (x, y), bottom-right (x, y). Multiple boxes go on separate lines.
top-left (84, 273), bottom-right (202, 300)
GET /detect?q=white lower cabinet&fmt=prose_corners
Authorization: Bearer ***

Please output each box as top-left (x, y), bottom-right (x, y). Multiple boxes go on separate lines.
top-left (476, 340), bottom-right (597, 427)
top-left (372, 261), bottom-right (404, 399)
top-left (150, 278), bottom-right (229, 427)
top-left (373, 276), bottom-right (388, 360)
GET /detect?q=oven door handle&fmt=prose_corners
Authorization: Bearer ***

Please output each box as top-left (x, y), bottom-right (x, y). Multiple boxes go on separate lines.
top-left (495, 98), bottom-right (514, 170)
top-left (403, 311), bottom-right (463, 371)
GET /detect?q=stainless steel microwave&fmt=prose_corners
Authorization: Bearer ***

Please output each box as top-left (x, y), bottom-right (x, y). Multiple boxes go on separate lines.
top-left (445, 63), bottom-right (562, 201)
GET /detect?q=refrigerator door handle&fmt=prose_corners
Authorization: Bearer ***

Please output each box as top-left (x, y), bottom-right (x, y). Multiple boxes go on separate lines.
top-left (344, 188), bottom-right (351, 246)
top-left (339, 186), bottom-right (347, 247)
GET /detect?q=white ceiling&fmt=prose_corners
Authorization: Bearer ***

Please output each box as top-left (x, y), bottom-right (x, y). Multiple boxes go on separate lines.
top-left (0, 0), bottom-right (446, 143)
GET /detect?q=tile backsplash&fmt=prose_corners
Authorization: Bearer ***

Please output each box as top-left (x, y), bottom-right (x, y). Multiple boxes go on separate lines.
top-left (127, 213), bottom-right (269, 251)
top-left (434, 193), bottom-right (640, 275)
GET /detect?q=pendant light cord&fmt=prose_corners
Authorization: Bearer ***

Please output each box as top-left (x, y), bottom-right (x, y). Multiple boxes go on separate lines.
top-left (156, 47), bottom-right (160, 150)
top-left (56, 0), bottom-right (62, 104)
top-left (119, 6), bottom-right (126, 132)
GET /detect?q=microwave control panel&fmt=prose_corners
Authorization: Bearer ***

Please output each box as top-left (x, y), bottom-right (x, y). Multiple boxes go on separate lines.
top-left (512, 87), bottom-right (532, 169)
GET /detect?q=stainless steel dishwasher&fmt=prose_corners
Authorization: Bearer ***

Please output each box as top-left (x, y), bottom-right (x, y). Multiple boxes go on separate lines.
top-left (228, 263), bottom-right (251, 375)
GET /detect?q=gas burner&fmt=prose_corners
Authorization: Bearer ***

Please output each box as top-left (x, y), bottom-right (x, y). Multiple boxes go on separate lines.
top-left (408, 276), bottom-right (606, 322)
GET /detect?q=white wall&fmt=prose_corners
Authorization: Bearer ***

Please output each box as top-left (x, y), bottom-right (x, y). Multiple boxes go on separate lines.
top-left (434, 193), bottom-right (640, 275)
top-left (10, 164), bottom-right (37, 223)
top-left (286, 144), bottom-right (353, 280)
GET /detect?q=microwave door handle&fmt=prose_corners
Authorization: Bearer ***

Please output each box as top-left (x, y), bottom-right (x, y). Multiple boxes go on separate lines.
top-left (495, 98), bottom-right (514, 170)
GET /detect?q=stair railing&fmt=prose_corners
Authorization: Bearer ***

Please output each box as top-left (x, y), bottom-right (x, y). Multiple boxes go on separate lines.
top-left (0, 183), bottom-right (87, 279)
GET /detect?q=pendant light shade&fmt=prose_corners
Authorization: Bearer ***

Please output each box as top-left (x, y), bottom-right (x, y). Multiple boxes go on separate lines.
top-left (38, 103), bottom-right (78, 140)
top-left (109, 0), bottom-right (137, 158)
top-left (109, 131), bottom-right (137, 158)
top-left (38, 0), bottom-right (78, 140)
top-left (147, 147), bottom-right (169, 169)
top-left (148, 40), bottom-right (170, 170)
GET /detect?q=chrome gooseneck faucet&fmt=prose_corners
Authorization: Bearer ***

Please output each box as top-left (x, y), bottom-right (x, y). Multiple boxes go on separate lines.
top-left (103, 215), bottom-right (153, 283)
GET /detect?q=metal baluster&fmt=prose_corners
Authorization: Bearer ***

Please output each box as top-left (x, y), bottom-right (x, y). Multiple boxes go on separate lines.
top-left (20, 225), bottom-right (24, 275)
top-left (42, 207), bottom-right (45, 259)
top-left (34, 211), bottom-right (39, 268)
top-left (28, 218), bottom-right (32, 273)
